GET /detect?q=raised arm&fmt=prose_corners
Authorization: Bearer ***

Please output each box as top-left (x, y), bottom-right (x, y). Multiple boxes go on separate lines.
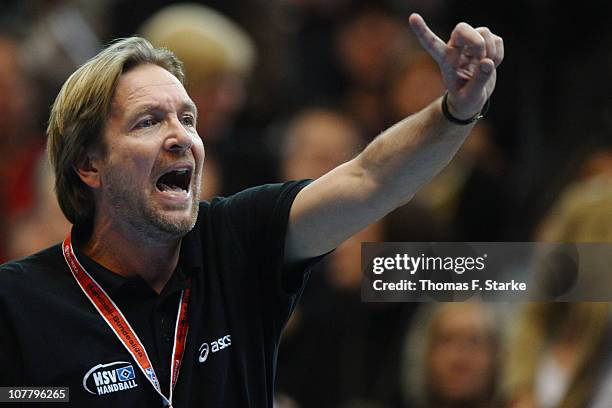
top-left (285, 14), bottom-right (504, 262)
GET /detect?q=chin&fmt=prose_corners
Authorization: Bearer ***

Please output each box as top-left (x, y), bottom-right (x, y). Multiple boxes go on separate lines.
top-left (141, 203), bottom-right (200, 241)
top-left (163, 210), bottom-right (199, 235)
top-left (147, 217), bottom-right (196, 241)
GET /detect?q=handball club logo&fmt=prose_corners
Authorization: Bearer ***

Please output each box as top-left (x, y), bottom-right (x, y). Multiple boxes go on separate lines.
top-left (83, 361), bottom-right (139, 396)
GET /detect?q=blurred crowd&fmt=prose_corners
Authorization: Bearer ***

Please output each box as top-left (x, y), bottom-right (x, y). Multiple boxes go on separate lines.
top-left (1, 0), bottom-right (611, 407)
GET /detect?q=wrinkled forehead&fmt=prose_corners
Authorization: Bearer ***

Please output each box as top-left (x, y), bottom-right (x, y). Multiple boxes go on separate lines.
top-left (111, 63), bottom-right (194, 117)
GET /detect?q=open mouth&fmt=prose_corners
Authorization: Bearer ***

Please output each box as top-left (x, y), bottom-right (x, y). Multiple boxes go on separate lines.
top-left (156, 168), bottom-right (192, 194)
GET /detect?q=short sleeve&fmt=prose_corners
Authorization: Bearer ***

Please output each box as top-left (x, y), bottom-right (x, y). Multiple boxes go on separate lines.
top-left (207, 180), bottom-right (326, 330)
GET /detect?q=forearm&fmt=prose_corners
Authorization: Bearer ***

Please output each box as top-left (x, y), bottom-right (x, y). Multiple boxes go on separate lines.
top-left (355, 96), bottom-right (475, 209)
top-left (285, 98), bottom-right (475, 262)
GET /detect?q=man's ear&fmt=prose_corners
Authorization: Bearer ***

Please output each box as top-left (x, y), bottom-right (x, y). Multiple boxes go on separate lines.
top-left (73, 151), bottom-right (102, 189)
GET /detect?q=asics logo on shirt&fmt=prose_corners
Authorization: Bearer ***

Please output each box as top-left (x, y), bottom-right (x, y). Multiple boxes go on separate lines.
top-left (198, 334), bottom-right (232, 363)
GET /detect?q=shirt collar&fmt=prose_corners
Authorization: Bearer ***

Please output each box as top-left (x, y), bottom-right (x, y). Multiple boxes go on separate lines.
top-left (70, 225), bottom-right (191, 299)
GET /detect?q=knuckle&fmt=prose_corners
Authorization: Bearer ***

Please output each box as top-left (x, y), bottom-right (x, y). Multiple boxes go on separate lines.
top-left (477, 26), bottom-right (491, 36)
top-left (455, 22), bottom-right (472, 33)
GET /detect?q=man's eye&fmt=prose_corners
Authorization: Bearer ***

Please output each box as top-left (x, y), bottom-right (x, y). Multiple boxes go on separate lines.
top-left (181, 115), bottom-right (195, 127)
top-left (136, 118), bottom-right (156, 129)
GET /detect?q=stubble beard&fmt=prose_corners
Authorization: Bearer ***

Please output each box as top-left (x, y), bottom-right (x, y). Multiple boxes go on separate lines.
top-left (104, 172), bottom-right (201, 243)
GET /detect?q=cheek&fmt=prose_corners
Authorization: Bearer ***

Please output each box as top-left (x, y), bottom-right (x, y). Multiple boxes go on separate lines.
top-left (105, 147), bottom-right (154, 184)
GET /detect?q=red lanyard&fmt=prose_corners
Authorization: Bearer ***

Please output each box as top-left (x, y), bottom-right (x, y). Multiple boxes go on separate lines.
top-left (62, 234), bottom-right (190, 407)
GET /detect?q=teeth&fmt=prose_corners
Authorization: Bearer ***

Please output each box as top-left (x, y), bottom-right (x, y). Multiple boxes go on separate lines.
top-left (158, 183), bottom-right (188, 194)
top-left (156, 167), bottom-right (191, 195)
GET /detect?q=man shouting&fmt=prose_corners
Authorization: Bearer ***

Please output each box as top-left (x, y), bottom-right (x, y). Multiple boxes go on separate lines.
top-left (0, 14), bottom-right (503, 407)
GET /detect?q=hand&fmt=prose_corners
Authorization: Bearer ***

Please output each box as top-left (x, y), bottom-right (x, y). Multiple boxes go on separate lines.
top-left (409, 13), bottom-right (504, 120)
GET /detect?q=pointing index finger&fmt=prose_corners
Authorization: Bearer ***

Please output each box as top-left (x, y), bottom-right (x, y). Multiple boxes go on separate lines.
top-left (409, 13), bottom-right (446, 63)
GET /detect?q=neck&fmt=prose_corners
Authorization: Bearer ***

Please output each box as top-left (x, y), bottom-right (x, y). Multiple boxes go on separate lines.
top-left (80, 220), bottom-right (181, 294)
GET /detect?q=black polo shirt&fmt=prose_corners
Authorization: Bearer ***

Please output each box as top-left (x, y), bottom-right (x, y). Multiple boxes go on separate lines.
top-left (0, 180), bottom-right (318, 407)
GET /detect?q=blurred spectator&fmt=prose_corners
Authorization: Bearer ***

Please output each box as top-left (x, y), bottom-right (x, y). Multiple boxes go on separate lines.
top-left (0, 3), bottom-right (109, 262)
top-left (280, 107), bottom-right (365, 181)
top-left (336, 4), bottom-right (410, 91)
top-left (19, 0), bottom-right (107, 121)
top-left (504, 151), bottom-right (612, 408)
top-left (139, 3), bottom-right (275, 198)
top-left (505, 302), bottom-right (609, 408)
top-left (386, 52), bottom-right (444, 121)
top-left (536, 150), bottom-right (612, 242)
top-left (0, 34), bottom-right (46, 263)
top-left (401, 302), bottom-right (502, 408)
top-left (335, 3), bottom-right (416, 135)
top-left (6, 155), bottom-right (71, 260)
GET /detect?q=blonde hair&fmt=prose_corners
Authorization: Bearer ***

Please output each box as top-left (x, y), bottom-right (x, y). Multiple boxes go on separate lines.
top-left (139, 4), bottom-right (255, 87)
top-left (539, 175), bottom-right (612, 242)
top-left (47, 37), bottom-right (185, 226)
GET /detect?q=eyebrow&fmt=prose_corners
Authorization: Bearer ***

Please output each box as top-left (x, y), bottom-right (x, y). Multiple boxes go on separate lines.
top-left (127, 100), bottom-right (198, 120)
top-left (183, 100), bottom-right (198, 118)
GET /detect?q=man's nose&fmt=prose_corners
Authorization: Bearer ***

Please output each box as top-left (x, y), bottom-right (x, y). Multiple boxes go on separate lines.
top-left (164, 117), bottom-right (193, 152)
